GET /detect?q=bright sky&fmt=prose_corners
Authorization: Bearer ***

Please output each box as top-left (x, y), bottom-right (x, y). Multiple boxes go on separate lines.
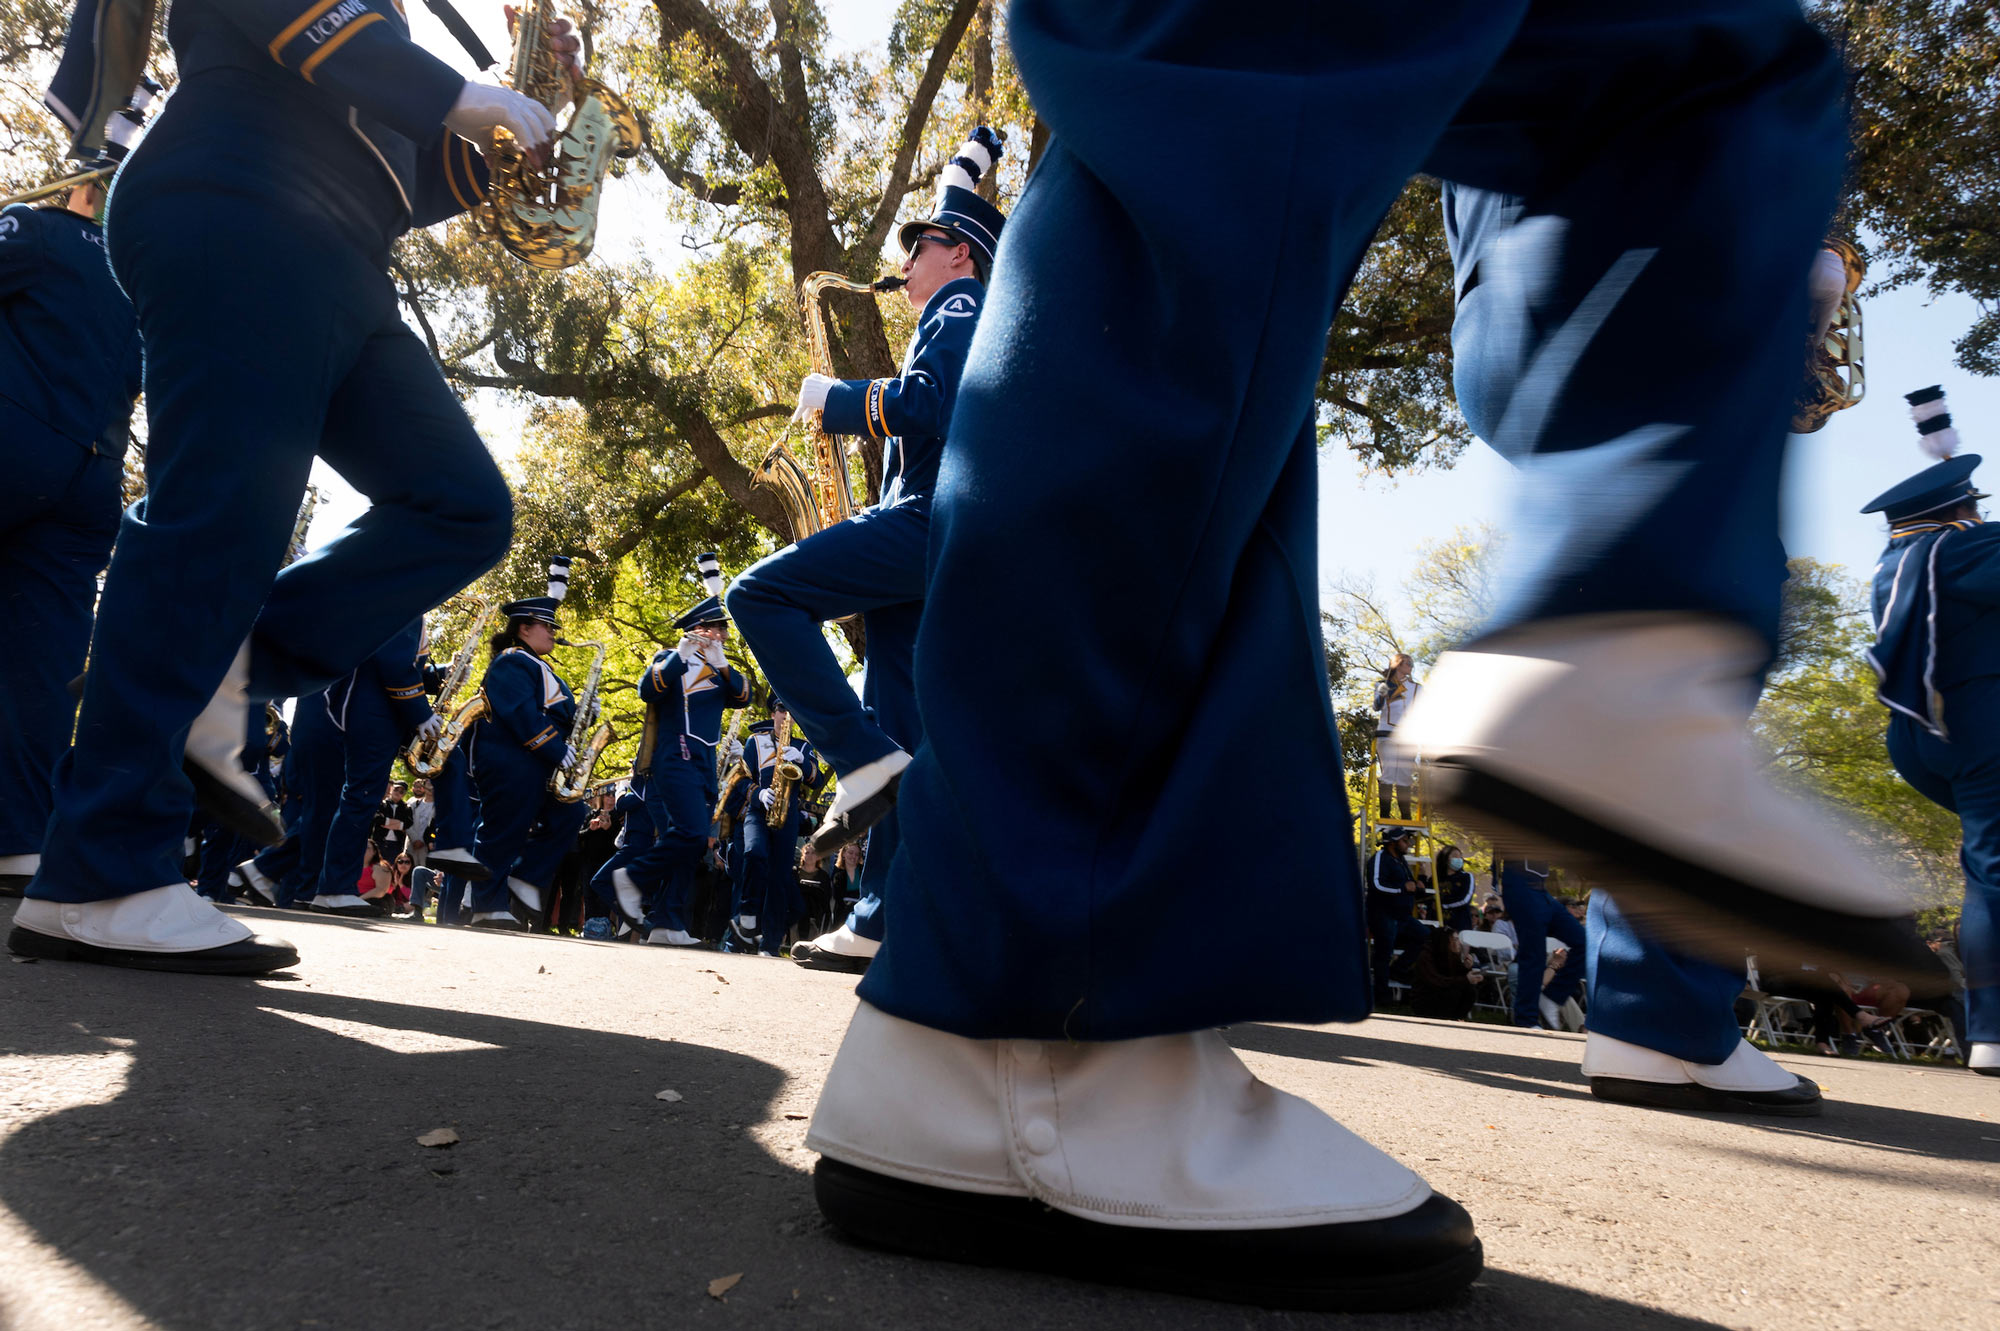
top-left (309, 1), bottom-right (1992, 629)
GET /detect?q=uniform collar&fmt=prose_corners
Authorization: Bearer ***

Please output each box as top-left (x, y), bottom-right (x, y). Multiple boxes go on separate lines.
top-left (1888, 516), bottom-right (1984, 540)
top-left (919, 274), bottom-right (982, 320)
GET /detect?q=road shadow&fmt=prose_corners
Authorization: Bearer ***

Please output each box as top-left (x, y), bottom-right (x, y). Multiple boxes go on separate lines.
top-left (0, 947), bottom-right (1772, 1330)
top-left (1226, 1020), bottom-right (2000, 1167)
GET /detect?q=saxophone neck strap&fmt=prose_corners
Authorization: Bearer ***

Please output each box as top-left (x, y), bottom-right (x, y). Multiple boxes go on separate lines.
top-left (425, 0), bottom-right (499, 71)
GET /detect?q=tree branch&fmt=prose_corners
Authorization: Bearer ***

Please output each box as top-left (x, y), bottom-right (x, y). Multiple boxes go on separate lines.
top-left (860, 0), bottom-right (981, 258)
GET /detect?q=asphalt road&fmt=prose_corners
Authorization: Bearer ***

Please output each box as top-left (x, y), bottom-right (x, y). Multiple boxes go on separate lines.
top-left (2, 898), bottom-right (1995, 1331)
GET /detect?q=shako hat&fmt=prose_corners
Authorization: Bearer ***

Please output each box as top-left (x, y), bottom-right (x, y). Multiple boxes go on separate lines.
top-left (500, 555), bottom-right (572, 626)
top-left (672, 551), bottom-right (730, 631)
top-left (1861, 387), bottom-right (1986, 521)
top-left (897, 127), bottom-right (1006, 279)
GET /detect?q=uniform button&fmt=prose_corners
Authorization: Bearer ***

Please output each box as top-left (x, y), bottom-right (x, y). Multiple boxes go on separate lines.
top-left (1022, 1118), bottom-right (1058, 1155)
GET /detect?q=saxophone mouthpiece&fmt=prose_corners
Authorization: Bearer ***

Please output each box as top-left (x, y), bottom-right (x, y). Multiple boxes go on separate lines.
top-left (872, 276), bottom-right (909, 292)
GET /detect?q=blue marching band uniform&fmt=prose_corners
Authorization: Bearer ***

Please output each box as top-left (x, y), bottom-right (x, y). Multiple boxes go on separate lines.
top-left (724, 706), bottom-right (828, 956)
top-left (463, 566), bottom-right (590, 930)
top-left (612, 557), bottom-right (751, 947)
top-left (1863, 395), bottom-right (1999, 1075)
top-left (729, 128), bottom-right (1004, 971)
top-left (3, 0), bottom-right (1981, 1315)
top-left (0, 95), bottom-right (144, 896)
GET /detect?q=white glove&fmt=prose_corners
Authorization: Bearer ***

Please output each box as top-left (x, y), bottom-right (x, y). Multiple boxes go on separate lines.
top-left (757, 788), bottom-right (775, 810)
top-left (417, 713), bottom-right (445, 742)
top-left (700, 637), bottom-right (728, 670)
top-left (675, 634), bottom-right (703, 663)
top-left (782, 746), bottom-right (804, 764)
top-left (553, 743), bottom-right (577, 769)
top-left (792, 373), bottom-right (837, 421)
top-left (444, 81), bottom-right (558, 155)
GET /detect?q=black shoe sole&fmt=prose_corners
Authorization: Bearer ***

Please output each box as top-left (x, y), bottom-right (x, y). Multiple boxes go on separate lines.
top-left (809, 774), bottom-right (902, 858)
top-left (7, 925), bottom-right (299, 975)
top-left (183, 759), bottom-right (285, 848)
top-left (1423, 760), bottom-right (1950, 996)
top-left (813, 1157), bottom-right (1482, 1313)
top-left (793, 947), bottom-right (871, 974)
top-left (311, 903), bottom-right (386, 919)
top-left (468, 918), bottom-right (531, 932)
top-left (1589, 1073), bottom-right (1824, 1117)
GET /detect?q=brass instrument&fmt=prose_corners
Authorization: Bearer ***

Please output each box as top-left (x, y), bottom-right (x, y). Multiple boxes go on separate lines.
top-left (764, 710), bottom-right (805, 828)
top-left (713, 752), bottom-right (752, 838)
top-left (1792, 238), bottom-right (1867, 434)
top-left (751, 272), bottom-right (909, 541)
top-left (0, 165), bottom-right (116, 209)
top-left (284, 484), bottom-right (323, 566)
top-left (407, 595), bottom-right (497, 777)
top-left (716, 699), bottom-right (749, 783)
top-left (474, 0), bottom-right (641, 269)
top-left (551, 640), bottom-right (614, 802)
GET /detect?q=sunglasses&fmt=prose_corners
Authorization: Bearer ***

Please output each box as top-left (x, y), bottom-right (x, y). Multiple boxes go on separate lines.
top-left (909, 231), bottom-right (959, 257)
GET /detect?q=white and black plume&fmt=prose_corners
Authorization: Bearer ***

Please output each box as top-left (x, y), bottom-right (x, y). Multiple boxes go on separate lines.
top-left (698, 550), bottom-right (724, 598)
top-left (547, 555), bottom-right (573, 602)
top-left (1907, 385), bottom-right (1960, 461)
top-left (938, 126), bottom-right (1003, 199)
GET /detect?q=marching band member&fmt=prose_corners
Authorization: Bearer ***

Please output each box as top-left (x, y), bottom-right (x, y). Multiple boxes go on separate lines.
top-left (726, 699), bottom-right (827, 956)
top-left (466, 564), bottom-right (590, 930)
top-left (799, 1), bottom-right (1942, 1310)
top-left (0, 168), bottom-right (141, 899)
top-left (612, 559), bottom-right (750, 947)
top-left (586, 777), bottom-right (652, 937)
top-left (1494, 858), bottom-right (1587, 1034)
top-left (234, 690), bottom-right (343, 910)
top-left (8, 1), bottom-right (588, 972)
top-left (1863, 404), bottom-right (1999, 1076)
top-left (730, 128), bottom-right (1006, 973)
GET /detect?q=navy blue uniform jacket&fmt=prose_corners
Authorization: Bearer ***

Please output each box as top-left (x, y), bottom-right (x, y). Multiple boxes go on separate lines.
top-left (326, 616), bottom-right (434, 733)
top-left (819, 276), bottom-right (983, 505)
top-left (0, 203), bottom-right (142, 454)
top-left (634, 647), bottom-right (749, 774)
top-left (1871, 519), bottom-right (2000, 738)
top-left (479, 648), bottom-right (575, 772)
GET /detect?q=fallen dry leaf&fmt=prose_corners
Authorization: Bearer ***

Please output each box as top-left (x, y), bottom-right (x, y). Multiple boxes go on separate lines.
top-left (416, 1128), bottom-right (460, 1148)
top-left (708, 1273), bottom-right (743, 1299)
top-left (783, 1112), bottom-right (808, 1121)
top-left (656, 1089), bottom-right (684, 1103)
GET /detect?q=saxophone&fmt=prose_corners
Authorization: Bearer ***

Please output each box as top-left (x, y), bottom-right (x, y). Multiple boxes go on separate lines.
top-left (407, 595), bottom-right (497, 778)
top-left (475, 0), bottom-right (641, 270)
top-left (551, 640), bottom-right (615, 802)
top-left (751, 272), bottom-right (908, 541)
top-left (1791, 238), bottom-right (1867, 434)
top-left (764, 711), bottom-right (805, 828)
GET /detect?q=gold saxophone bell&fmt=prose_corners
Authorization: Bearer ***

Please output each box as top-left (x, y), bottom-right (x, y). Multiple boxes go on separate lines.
top-left (407, 595), bottom-right (497, 777)
top-left (475, 0), bottom-right (641, 270)
top-left (550, 640), bottom-right (614, 802)
top-left (751, 272), bottom-right (908, 544)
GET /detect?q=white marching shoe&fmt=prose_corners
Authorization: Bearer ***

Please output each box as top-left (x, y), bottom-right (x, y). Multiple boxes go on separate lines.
top-left (610, 866), bottom-right (645, 921)
top-left (184, 640), bottom-right (283, 847)
top-left (791, 922), bottom-right (880, 973)
top-left (510, 881), bottom-right (547, 918)
top-left (231, 859), bottom-right (279, 905)
top-left (425, 846), bottom-right (492, 881)
top-left (805, 1002), bottom-right (1479, 1311)
top-left (1389, 615), bottom-right (1945, 990)
top-left (469, 910), bottom-right (528, 931)
top-left (1580, 1031), bottom-right (1821, 1115)
top-left (312, 894), bottom-right (384, 918)
top-left (645, 927), bottom-right (700, 947)
top-left (7, 882), bottom-right (298, 974)
top-left (810, 749), bottom-right (911, 857)
top-left (1537, 995), bottom-right (1564, 1030)
top-left (1969, 1043), bottom-right (1999, 1077)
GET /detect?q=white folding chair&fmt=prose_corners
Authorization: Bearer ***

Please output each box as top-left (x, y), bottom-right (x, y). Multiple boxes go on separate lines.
top-left (1456, 929), bottom-right (1515, 1016)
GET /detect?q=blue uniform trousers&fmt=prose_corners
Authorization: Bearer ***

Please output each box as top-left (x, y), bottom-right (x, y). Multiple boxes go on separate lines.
top-left (1585, 894), bottom-right (1746, 1063)
top-left (1886, 676), bottom-right (2000, 1045)
top-left (587, 796), bottom-right (655, 920)
top-left (861, 0), bottom-right (1842, 1039)
top-left (257, 694), bottom-right (344, 907)
top-left (740, 808), bottom-right (804, 955)
top-left (28, 110), bottom-right (513, 905)
top-left (727, 501), bottom-right (928, 775)
top-left (0, 440), bottom-right (121, 859)
top-left (195, 819), bottom-right (249, 901)
top-left (1500, 882), bottom-right (1587, 1027)
top-left (631, 755), bottom-right (715, 934)
top-left (469, 743), bottom-right (589, 912)
top-left (315, 685), bottom-right (407, 900)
